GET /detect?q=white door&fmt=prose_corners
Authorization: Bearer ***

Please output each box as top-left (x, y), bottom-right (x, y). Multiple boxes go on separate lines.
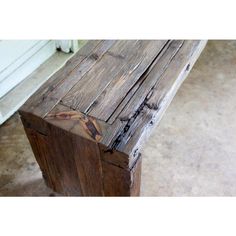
top-left (0, 40), bottom-right (57, 98)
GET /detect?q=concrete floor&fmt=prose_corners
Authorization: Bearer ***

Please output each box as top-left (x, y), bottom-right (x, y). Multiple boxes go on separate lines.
top-left (0, 40), bottom-right (236, 196)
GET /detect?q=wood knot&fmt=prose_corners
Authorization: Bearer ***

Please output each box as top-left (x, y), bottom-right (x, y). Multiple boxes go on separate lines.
top-left (46, 111), bottom-right (102, 142)
top-left (83, 118), bottom-right (102, 142)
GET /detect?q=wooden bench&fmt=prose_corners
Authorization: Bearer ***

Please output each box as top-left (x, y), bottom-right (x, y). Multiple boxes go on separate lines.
top-left (19, 40), bottom-right (207, 196)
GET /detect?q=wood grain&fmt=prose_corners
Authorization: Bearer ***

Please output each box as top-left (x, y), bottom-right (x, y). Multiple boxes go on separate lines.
top-left (19, 40), bottom-right (207, 196)
top-left (101, 155), bottom-right (142, 196)
top-left (45, 103), bottom-right (120, 145)
top-left (21, 40), bottom-right (114, 118)
top-left (21, 120), bottom-right (64, 193)
top-left (87, 41), bottom-right (168, 121)
top-left (47, 124), bottom-right (83, 195)
top-left (114, 41), bottom-right (207, 166)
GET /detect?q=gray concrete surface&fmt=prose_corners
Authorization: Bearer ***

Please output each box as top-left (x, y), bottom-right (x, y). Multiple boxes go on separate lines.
top-left (0, 40), bottom-right (236, 196)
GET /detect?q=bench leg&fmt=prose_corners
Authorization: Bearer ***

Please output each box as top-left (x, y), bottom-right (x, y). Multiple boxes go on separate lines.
top-left (22, 118), bottom-right (142, 196)
top-left (102, 156), bottom-right (142, 196)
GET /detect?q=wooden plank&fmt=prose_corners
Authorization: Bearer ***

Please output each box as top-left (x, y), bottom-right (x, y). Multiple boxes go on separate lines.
top-left (87, 40), bottom-right (168, 121)
top-left (61, 41), bottom-right (167, 116)
top-left (47, 123), bottom-right (104, 196)
top-left (61, 40), bottom-right (141, 111)
top-left (19, 40), bottom-right (207, 196)
top-left (29, 41), bottom-right (115, 117)
top-left (72, 134), bottom-right (104, 196)
top-left (20, 40), bottom-right (107, 117)
top-left (47, 124), bottom-right (83, 195)
top-left (101, 154), bottom-right (142, 196)
top-left (114, 41), bottom-right (207, 162)
top-left (117, 106), bottom-right (155, 166)
top-left (21, 112), bottom-right (83, 196)
top-left (42, 40), bottom-right (116, 113)
top-left (45, 103), bottom-right (120, 145)
top-left (21, 123), bottom-right (64, 194)
top-left (52, 41), bottom-right (115, 96)
top-left (147, 41), bottom-right (207, 110)
top-left (116, 40), bottom-right (184, 123)
top-left (106, 67), bottom-right (147, 125)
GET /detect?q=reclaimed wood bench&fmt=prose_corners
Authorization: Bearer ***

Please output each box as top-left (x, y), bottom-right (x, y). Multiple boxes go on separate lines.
top-left (19, 40), bottom-right (206, 196)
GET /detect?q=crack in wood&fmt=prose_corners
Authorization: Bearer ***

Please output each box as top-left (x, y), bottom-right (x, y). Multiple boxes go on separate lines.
top-left (110, 98), bottom-right (151, 151)
top-left (106, 51), bottom-right (125, 59)
top-left (105, 41), bottom-right (171, 123)
top-left (109, 41), bottom-right (185, 152)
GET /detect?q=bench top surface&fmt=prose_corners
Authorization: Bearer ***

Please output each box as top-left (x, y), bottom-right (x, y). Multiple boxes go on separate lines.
top-left (20, 40), bottom-right (206, 166)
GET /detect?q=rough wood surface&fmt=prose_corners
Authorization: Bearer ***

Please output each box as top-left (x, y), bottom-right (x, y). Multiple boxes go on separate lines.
top-left (113, 40), bottom-right (207, 166)
top-left (102, 155), bottom-right (142, 196)
top-left (21, 40), bottom-right (115, 117)
top-left (19, 40), bottom-right (207, 196)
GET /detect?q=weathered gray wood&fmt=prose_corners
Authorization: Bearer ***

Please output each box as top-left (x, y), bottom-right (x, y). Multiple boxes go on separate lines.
top-left (87, 41), bottom-right (168, 121)
top-left (19, 40), bottom-right (207, 196)
top-left (61, 41), bottom-right (141, 111)
top-left (61, 40), bottom-right (168, 116)
top-left (116, 40), bottom-right (184, 123)
top-left (114, 41), bottom-right (207, 166)
top-left (20, 40), bottom-right (114, 118)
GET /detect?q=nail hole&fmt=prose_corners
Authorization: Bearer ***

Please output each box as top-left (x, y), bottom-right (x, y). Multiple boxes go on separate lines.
top-left (186, 64), bottom-right (190, 71)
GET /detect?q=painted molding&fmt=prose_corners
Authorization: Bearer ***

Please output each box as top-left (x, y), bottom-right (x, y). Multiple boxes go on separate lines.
top-left (56, 40), bottom-right (79, 53)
